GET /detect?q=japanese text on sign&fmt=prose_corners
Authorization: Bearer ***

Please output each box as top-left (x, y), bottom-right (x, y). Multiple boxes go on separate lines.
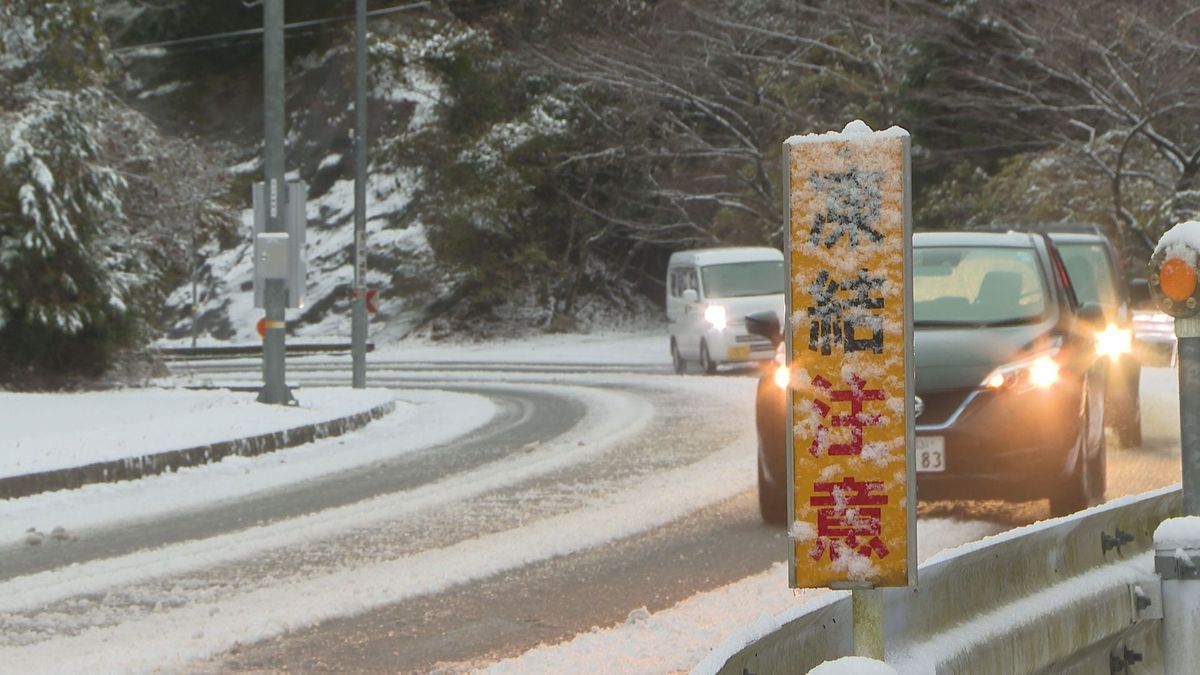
top-left (784, 120), bottom-right (915, 589)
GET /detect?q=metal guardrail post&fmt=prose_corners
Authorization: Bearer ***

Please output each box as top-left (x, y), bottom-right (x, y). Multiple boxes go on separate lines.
top-left (1154, 520), bottom-right (1200, 674)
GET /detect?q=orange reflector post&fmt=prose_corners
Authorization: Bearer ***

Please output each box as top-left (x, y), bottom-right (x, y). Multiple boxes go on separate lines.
top-left (1161, 257), bottom-right (1197, 301)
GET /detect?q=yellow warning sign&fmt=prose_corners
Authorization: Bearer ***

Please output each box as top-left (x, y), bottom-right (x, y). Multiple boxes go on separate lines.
top-left (783, 121), bottom-right (914, 589)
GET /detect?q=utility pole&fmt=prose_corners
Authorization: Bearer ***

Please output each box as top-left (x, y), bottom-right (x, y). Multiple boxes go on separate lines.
top-left (351, 0), bottom-right (368, 388)
top-left (258, 0), bottom-right (294, 405)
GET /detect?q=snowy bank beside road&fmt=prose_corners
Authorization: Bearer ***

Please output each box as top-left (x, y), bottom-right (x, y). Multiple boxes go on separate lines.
top-left (0, 388), bottom-right (394, 479)
top-left (1, 389), bottom-right (495, 543)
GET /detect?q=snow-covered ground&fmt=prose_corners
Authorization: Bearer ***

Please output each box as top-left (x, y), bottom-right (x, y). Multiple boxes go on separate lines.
top-left (1, 332), bottom-right (1183, 674)
top-left (0, 387), bottom-right (394, 478)
top-left (1, 388), bottom-right (496, 537)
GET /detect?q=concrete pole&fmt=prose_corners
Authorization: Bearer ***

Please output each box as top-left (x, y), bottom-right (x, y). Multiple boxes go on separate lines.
top-left (258, 0), bottom-right (294, 405)
top-left (351, 0), bottom-right (368, 388)
top-left (852, 588), bottom-right (885, 659)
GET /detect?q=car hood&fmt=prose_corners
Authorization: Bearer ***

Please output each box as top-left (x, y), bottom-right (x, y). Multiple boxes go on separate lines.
top-left (915, 322), bottom-right (1055, 392)
top-left (720, 295), bottom-right (786, 326)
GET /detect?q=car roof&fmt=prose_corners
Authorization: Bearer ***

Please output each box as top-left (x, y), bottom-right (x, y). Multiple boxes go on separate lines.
top-left (1045, 232), bottom-right (1109, 245)
top-left (913, 231), bottom-right (1041, 248)
top-left (668, 246), bottom-right (782, 265)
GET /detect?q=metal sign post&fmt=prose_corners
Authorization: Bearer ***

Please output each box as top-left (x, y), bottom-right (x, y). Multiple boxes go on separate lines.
top-left (1148, 221), bottom-right (1200, 514)
top-left (1148, 220), bottom-right (1200, 673)
top-left (351, 0), bottom-right (368, 389)
top-left (258, 0), bottom-right (294, 405)
top-left (783, 120), bottom-right (915, 659)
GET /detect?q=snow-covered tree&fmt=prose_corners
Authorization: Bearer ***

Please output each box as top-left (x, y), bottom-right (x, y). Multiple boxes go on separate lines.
top-left (901, 0), bottom-right (1200, 253)
top-left (0, 0), bottom-right (231, 380)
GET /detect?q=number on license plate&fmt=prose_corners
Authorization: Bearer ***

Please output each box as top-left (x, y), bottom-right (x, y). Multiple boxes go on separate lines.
top-left (916, 436), bottom-right (945, 473)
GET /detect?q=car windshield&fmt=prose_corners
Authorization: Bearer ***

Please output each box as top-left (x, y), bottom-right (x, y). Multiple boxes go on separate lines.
top-left (914, 246), bottom-right (1047, 326)
top-left (1057, 242), bottom-right (1118, 308)
top-left (700, 261), bottom-right (784, 298)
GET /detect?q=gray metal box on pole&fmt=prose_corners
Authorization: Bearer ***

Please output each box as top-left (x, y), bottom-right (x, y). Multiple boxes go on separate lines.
top-left (253, 180), bottom-right (307, 309)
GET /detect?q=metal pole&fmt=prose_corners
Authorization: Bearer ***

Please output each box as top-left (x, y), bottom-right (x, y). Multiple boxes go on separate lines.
top-left (851, 588), bottom-right (885, 659)
top-left (1155, 520), bottom-right (1200, 673)
top-left (1178, 315), bottom-right (1200, 515)
top-left (258, 0), bottom-right (293, 405)
top-left (351, 0), bottom-right (368, 388)
top-left (191, 228), bottom-right (199, 349)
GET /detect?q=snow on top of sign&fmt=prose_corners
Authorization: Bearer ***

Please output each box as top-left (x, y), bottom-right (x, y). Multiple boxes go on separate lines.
top-left (1153, 220), bottom-right (1200, 261)
top-left (784, 120), bottom-right (909, 146)
top-left (1154, 516), bottom-right (1200, 549)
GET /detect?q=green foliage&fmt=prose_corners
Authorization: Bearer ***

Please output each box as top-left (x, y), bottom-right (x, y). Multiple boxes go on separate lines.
top-left (0, 91), bottom-right (135, 376)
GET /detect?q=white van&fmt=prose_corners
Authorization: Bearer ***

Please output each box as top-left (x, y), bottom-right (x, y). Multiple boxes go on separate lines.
top-left (666, 247), bottom-right (786, 374)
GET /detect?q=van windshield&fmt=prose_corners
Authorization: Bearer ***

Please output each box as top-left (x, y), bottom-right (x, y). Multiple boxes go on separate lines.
top-left (701, 261), bottom-right (785, 298)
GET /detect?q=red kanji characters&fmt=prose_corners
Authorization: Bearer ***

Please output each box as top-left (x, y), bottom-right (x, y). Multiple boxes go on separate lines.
top-left (807, 374), bottom-right (885, 457)
top-left (808, 476), bottom-right (890, 561)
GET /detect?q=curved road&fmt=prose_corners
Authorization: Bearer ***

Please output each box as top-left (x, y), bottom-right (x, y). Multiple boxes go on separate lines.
top-left (0, 360), bottom-right (1183, 673)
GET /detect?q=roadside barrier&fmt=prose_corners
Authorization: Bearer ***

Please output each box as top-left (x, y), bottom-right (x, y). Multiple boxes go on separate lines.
top-left (157, 342), bottom-right (374, 361)
top-left (0, 397), bottom-right (395, 500)
top-left (711, 487), bottom-right (1180, 674)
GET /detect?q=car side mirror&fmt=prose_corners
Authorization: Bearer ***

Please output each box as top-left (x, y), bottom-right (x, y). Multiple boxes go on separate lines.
top-left (682, 288), bottom-right (699, 303)
top-left (1129, 278), bottom-right (1152, 309)
top-left (745, 310), bottom-right (782, 346)
top-left (1077, 302), bottom-right (1105, 326)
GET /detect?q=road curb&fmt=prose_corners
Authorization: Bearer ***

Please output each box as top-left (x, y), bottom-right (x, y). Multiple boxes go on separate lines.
top-left (0, 398), bottom-right (396, 501)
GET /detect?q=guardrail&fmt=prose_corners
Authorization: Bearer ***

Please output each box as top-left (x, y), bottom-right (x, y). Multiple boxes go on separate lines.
top-left (157, 343), bottom-right (374, 360)
top-left (709, 487), bottom-right (1181, 674)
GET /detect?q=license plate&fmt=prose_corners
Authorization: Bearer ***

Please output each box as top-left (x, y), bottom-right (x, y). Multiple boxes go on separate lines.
top-left (727, 345), bottom-right (751, 359)
top-left (916, 436), bottom-right (945, 473)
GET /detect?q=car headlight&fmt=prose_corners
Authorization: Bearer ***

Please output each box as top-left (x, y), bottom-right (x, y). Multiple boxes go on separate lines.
top-left (1095, 324), bottom-right (1132, 360)
top-left (982, 352), bottom-right (1060, 391)
top-left (704, 304), bottom-right (727, 331)
top-left (773, 364), bottom-right (790, 390)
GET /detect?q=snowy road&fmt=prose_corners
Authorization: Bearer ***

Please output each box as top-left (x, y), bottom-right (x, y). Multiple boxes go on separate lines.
top-left (0, 348), bottom-right (1184, 673)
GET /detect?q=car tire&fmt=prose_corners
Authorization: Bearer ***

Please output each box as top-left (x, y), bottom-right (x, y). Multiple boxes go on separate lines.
top-left (1049, 415), bottom-right (1094, 518)
top-left (670, 339), bottom-right (687, 374)
top-left (700, 340), bottom-right (717, 375)
top-left (1113, 393), bottom-right (1142, 448)
top-left (1109, 362), bottom-right (1143, 448)
top-left (758, 458), bottom-right (787, 525)
top-left (1088, 426), bottom-right (1107, 503)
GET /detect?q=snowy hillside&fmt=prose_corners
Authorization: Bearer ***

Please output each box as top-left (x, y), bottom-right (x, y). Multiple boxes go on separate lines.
top-left (158, 33), bottom-right (451, 344)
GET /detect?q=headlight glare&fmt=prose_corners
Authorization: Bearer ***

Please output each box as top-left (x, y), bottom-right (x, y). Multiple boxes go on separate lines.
top-left (1028, 356), bottom-right (1059, 388)
top-left (773, 364), bottom-right (790, 390)
top-left (981, 350), bottom-right (1060, 392)
top-left (1095, 324), bottom-right (1132, 360)
top-left (704, 304), bottom-right (727, 330)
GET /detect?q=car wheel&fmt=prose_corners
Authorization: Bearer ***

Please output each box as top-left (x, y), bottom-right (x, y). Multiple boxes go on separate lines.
top-left (1049, 417), bottom-right (1093, 518)
top-left (670, 339), bottom-right (687, 374)
top-left (700, 340), bottom-right (717, 375)
top-left (758, 458), bottom-right (787, 525)
top-left (1108, 362), bottom-right (1143, 448)
top-left (1114, 393), bottom-right (1143, 448)
top-left (1088, 426), bottom-right (1107, 503)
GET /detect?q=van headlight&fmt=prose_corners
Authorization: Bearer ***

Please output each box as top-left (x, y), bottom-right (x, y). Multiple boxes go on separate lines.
top-left (1095, 324), bottom-right (1132, 360)
top-left (704, 304), bottom-right (727, 331)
